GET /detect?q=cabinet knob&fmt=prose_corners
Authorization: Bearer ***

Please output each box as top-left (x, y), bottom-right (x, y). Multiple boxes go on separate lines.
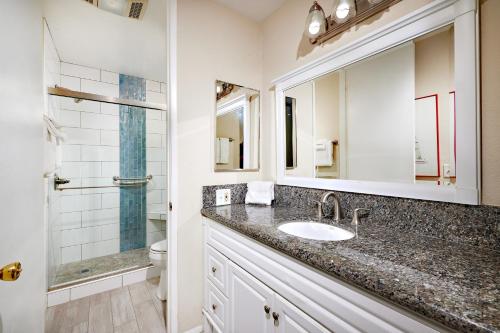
top-left (272, 312), bottom-right (279, 326)
top-left (212, 304), bottom-right (217, 311)
top-left (211, 266), bottom-right (217, 273)
top-left (264, 305), bottom-right (270, 314)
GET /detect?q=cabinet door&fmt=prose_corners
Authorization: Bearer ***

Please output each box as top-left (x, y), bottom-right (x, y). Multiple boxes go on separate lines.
top-left (274, 294), bottom-right (330, 333)
top-left (228, 262), bottom-right (274, 333)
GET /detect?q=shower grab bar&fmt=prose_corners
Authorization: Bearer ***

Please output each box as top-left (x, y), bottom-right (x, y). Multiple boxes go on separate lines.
top-left (54, 175), bottom-right (153, 191)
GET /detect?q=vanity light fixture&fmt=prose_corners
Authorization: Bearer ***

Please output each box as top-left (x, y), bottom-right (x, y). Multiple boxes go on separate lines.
top-left (305, 0), bottom-right (400, 44)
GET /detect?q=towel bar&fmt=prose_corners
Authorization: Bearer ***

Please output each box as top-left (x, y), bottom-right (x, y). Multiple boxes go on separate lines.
top-left (54, 175), bottom-right (153, 191)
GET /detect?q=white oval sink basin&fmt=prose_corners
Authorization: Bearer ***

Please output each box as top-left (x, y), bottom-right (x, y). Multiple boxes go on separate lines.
top-left (278, 222), bottom-right (355, 241)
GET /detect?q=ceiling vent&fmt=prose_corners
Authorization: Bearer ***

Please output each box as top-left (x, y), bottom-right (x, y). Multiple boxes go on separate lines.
top-left (83, 0), bottom-right (148, 20)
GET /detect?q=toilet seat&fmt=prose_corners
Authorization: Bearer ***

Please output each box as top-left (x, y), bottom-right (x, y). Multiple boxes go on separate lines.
top-left (150, 239), bottom-right (167, 253)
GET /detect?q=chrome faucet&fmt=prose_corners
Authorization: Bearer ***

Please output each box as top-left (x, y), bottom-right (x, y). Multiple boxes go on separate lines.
top-left (316, 191), bottom-right (343, 221)
top-left (351, 208), bottom-right (370, 225)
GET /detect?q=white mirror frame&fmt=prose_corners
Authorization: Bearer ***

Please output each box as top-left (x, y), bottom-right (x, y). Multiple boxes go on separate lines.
top-left (273, 0), bottom-right (480, 205)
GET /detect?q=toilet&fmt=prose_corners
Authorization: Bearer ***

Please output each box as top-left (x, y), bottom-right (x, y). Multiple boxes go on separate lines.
top-left (149, 239), bottom-right (167, 300)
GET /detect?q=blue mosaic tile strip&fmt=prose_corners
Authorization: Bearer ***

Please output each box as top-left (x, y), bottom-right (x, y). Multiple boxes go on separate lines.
top-left (119, 74), bottom-right (147, 251)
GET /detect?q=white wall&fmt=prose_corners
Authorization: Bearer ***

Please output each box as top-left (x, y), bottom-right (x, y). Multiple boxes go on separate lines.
top-left (176, 0), bottom-right (263, 330)
top-left (0, 1), bottom-right (45, 332)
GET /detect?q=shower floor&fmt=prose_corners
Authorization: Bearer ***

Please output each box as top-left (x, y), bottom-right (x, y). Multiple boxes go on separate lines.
top-left (50, 248), bottom-right (151, 290)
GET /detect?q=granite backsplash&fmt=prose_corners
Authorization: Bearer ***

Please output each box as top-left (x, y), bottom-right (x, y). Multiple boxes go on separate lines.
top-left (202, 184), bottom-right (500, 251)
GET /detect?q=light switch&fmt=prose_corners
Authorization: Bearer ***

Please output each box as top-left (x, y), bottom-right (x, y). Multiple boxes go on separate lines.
top-left (216, 189), bottom-right (231, 206)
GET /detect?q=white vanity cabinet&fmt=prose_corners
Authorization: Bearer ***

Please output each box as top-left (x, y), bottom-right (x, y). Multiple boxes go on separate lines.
top-left (202, 217), bottom-right (448, 333)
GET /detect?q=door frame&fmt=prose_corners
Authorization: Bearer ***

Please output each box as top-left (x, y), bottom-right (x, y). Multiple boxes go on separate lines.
top-left (166, 0), bottom-right (178, 332)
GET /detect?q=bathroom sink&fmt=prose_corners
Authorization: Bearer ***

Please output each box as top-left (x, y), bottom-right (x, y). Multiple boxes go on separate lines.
top-left (278, 222), bottom-right (355, 241)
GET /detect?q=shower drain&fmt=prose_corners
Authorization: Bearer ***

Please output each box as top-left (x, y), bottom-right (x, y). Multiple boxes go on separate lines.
top-left (80, 268), bottom-right (90, 274)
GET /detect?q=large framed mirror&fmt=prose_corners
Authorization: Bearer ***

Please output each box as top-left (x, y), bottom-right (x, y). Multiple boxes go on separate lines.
top-left (273, 0), bottom-right (479, 204)
top-left (214, 80), bottom-right (260, 172)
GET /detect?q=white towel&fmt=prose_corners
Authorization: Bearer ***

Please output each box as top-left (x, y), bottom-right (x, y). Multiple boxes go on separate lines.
top-left (315, 139), bottom-right (333, 166)
top-left (43, 114), bottom-right (66, 144)
top-left (216, 138), bottom-right (230, 164)
top-left (245, 181), bottom-right (274, 206)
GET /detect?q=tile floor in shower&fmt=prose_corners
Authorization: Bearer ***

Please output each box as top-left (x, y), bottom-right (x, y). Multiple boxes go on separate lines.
top-left (51, 248), bottom-right (152, 289)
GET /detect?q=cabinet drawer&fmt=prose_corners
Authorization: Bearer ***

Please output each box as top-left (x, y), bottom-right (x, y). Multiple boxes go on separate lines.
top-left (207, 244), bottom-right (228, 295)
top-left (206, 280), bottom-right (228, 332)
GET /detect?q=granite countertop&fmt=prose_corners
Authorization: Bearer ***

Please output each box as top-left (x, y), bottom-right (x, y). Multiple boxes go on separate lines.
top-left (201, 204), bottom-right (500, 333)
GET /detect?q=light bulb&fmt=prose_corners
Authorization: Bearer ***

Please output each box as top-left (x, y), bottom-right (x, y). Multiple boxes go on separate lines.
top-left (304, 1), bottom-right (327, 39)
top-left (309, 21), bottom-right (321, 35)
top-left (335, 3), bottom-right (350, 19)
top-left (332, 0), bottom-right (356, 24)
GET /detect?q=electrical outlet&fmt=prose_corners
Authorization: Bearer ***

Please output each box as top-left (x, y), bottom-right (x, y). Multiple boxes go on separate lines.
top-left (443, 163), bottom-right (451, 178)
top-left (216, 189), bottom-right (231, 206)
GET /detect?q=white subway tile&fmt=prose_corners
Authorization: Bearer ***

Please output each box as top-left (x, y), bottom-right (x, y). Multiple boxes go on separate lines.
top-left (146, 91), bottom-right (166, 104)
top-left (81, 239), bottom-right (119, 260)
top-left (61, 245), bottom-right (81, 264)
top-left (100, 103), bottom-right (119, 116)
top-left (70, 275), bottom-right (122, 300)
top-left (147, 219), bottom-right (164, 233)
top-left (146, 148), bottom-right (163, 161)
top-left (82, 208), bottom-right (119, 227)
top-left (146, 119), bottom-right (166, 134)
top-left (101, 70), bottom-right (119, 84)
top-left (81, 79), bottom-right (119, 98)
top-left (60, 97), bottom-right (100, 113)
top-left (100, 130), bottom-right (119, 146)
top-left (161, 110), bottom-right (167, 121)
top-left (147, 231), bottom-right (165, 246)
top-left (146, 109), bottom-right (162, 120)
top-left (81, 145), bottom-right (119, 162)
top-left (59, 110), bottom-right (80, 127)
top-left (61, 162), bottom-right (101, 178)
top-left (161, 135), bottom-right (167, 148)
top-left (59, 212), bottom-right (82, 230)
top-left (101, 162), bottom-right (120, 177)
top-left (147, 162), bottom-right (161, 176)
top-left (147, 190), bottom-right (162, 204)
top-left (161, 162), bottom-right (167, 175)
top-left (60, 75), bottom-right (81, 91)
top-left (62, 145), bottom-right (81, 161)
top-left (160, 83), bottom-right (167, 94)
top-left (81, 113), bottom-right (119, 131)
top-left (64, 128), bottom-right (100, 145)
top-left (59, 178), bottom-right (82, 196)
top-left (61, 63), bottom-right (100, 81)
top-left (146, 80), bottom-right (161, 92)
top-left (61, 194), bottom-right (101, 212)
top-left (146, 134), bottom-right (161, 148)
top-left (102, 193), bottom-right (119, 208)
top-left (61, 229), bottom-right (82, 246)
top-left (81, 178), bottom-right (118, 194)
top-left (153, 176), bottom-right (167, 190)
top-left (101, 223), bottom-right (119, 240)
top-left (81, 226), bottom-right (101, 244)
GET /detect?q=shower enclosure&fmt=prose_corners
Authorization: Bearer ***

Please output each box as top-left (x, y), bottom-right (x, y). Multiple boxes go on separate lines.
top-left (45, 80), bottom-right (167, 290)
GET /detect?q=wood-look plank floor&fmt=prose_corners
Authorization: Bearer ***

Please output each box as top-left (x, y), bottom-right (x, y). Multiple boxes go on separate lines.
top-left (46, 278), bottom-right (166, 333)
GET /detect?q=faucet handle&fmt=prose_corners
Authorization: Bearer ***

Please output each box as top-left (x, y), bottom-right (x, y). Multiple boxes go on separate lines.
top-left (352, 208), bottom-right (370, 225)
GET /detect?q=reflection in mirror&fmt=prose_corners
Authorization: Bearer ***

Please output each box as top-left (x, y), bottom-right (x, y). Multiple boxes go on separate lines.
top-left (284, 25), bottom-right (455, 186)
top-left (215, 80), bottom-right (260, 171)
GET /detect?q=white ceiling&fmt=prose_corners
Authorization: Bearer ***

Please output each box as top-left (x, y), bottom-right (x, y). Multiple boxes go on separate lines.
top-left (213, 0), bottom-right (286, 21)
top-left (43, 0), bottom-right (167, 82)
